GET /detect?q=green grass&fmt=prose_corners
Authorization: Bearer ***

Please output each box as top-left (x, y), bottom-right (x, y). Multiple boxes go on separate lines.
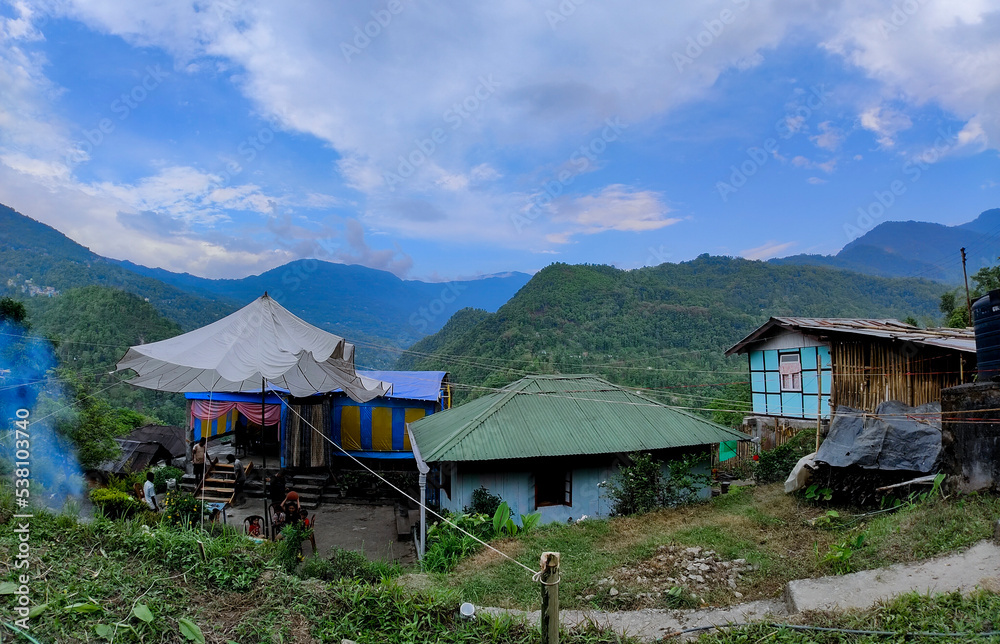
top-left (428, 484), bottom-right (1000, 611)
top-left (699, 591), bottom-right (1000, 644)
top-left (0, 496), bottom-right (634, 643)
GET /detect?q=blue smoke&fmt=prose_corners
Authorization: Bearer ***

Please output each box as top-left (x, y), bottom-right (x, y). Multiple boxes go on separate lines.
top-left (1, 321), bottom-right (85, 509)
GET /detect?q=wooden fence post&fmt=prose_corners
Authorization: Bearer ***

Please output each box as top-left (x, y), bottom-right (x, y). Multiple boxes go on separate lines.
top-left (540, 551), bottom-right (561, 644)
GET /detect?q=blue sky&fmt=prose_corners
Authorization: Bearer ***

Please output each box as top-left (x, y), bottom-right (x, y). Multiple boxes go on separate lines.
top-left (1, 0), bottom-right (998, 280)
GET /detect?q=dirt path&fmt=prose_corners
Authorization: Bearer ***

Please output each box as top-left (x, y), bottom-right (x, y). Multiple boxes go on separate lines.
top-left (488, 540), bottom-right (1000, 642)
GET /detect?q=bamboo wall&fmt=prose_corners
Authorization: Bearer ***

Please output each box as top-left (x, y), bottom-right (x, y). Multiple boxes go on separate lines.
top-left (830, 340), bottom-right (972, 412)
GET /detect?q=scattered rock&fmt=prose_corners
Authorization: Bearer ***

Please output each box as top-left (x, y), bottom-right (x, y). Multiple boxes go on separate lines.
top-left (609, 587), bottom-right (619, 596)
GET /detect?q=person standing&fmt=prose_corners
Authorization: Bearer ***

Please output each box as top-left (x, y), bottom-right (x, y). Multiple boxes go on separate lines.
top-left (268, 469), bottom-right (286, 508)
top-left (143, 472), bottom-right (159, 512)
top-left (227, 453), bottom-right (246, 505)
top-left (192, 437), bottom-right (207, 483)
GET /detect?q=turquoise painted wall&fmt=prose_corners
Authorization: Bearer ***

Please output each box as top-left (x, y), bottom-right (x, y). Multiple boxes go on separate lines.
top-left (748, 346), bottom-right (832, 419)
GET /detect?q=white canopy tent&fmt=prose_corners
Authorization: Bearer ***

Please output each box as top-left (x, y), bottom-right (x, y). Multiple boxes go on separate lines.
top-left (115, 293), bottom-right (390, 401)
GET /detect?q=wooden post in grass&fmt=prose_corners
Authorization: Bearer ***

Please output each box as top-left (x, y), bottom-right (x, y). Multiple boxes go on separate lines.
top-left (540, 551), bottom-right (561, 644)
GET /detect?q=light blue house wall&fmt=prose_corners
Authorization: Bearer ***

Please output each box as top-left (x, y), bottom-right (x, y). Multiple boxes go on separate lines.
top-left (439, 455), bottom-right (714, 524)
top-left (748, 340), bottom-right (832, 420)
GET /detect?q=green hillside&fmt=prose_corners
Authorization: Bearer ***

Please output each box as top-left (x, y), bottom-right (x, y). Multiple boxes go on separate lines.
top-left (25, 285), bottom-right (189, 425)
top-left (396, 257), bottom-right (952, 406)
top-left (0, 203), bottom-right (236, 330)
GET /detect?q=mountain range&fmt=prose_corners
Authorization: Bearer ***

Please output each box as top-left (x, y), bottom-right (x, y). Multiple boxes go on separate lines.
top-left (771, 208), bottom-right (1000, 283)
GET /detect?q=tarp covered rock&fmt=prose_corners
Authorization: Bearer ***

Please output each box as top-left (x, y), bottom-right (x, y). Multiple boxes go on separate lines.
top-left (816, 401), bottom-right (942, 472)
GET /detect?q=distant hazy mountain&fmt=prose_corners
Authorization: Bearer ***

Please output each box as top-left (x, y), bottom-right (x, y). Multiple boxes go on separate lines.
top-left (115, 257), bottom-right (532, 350)
top-left (0, 203), bottom-right (236, 330)
top-left (0, 203), bottom-right (531, 366)
top-left (772, 208), bottom-right (1000, 283)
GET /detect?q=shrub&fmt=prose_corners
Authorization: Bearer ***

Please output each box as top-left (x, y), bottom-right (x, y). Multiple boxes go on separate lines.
top-left (754, 431), bottom-right (815, 484)
top-left (275, 523), bottom-right (312, 572)
top-left (465, 485), bottom-right (503, 516)
top-left (601, 452), bottom-right (712, 516)
top-left (153, 466), bottom-right (185, 494)
top-left (90, 487), bottom-right (145, 519)
top-left (162, 491), bottom-right (205, 527)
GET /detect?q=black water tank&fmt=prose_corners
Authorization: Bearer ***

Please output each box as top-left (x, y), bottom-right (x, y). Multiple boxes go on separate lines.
top-left (973, 290), bottom-right (1000, 380)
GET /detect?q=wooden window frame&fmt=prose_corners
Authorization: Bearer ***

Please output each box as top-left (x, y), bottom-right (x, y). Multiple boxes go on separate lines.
top-left (779, 352), bottom-right (803, 392)
top-left (535, 468), bottom-right (572, 508)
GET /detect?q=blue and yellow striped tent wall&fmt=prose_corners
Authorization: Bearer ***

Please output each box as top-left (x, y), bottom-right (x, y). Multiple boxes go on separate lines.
top-left (332, 399), bottom-right (437, 457)
top-left (192, 407), bottom-right (239, 441)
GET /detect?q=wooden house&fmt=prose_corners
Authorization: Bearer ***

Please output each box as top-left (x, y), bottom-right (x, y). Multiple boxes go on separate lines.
top-left (725, 317), bottom-right (975, 421)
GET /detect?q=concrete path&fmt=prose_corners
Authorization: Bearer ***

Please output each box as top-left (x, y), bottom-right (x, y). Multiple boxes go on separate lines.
top-left (488, 540), bottom-right (1000, 642)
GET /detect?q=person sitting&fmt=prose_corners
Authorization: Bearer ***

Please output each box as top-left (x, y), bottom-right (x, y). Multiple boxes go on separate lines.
top-left (269, 502), bottom-right (286, 537)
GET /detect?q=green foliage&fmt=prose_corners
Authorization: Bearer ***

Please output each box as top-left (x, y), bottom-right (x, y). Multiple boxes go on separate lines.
top-left (298, 547), bottom-right (401, 583)
top-left (397, 259), bottom-right (951, 407)
top-left (275, 523), bottom-right (313, 572)
top-left (89, 488), bottom-right (145, 519)
top-left (153, 466), bottom-right (185, 494)
top-left (804, 484), bottom-right (833, 503)
top-left (162, 491), bottom-right (205, 528)
top-left (601, 452), bottom-right (712, 516)
top-left (819, 533), bottom-right (866, 574)
top-left (488, 500), bottom-right (541, 538)
top-left (423, 512), bottom-right (491, 572)
top-left (0, 296), bottom-right (29, 327)
top-left (753, 431), bottom-right (815, 484)
top-left (465, 485), bottom-right (503, 516)
top-left (709, 382), bottom-right (751, 428)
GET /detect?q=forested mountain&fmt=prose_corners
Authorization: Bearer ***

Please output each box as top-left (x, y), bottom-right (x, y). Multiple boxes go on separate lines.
top-left (773, 208), bottom-right (1000, 283)
top-left (0, 204), bottom-right (238, 330)
top-left (396, 257), bottom-right (952, 405)
top-left (24, 285), bottom-right (189, 424)
top-left (115, 257), bottom-right (532, 351)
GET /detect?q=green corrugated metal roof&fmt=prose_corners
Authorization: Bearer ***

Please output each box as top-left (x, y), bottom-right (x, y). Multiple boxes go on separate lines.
top-left (409, 374), bottom-right (748, 462)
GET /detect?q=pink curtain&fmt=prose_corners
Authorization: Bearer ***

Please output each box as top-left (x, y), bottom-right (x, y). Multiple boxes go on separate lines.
top-left (191, 400), bottom-right (281, 425)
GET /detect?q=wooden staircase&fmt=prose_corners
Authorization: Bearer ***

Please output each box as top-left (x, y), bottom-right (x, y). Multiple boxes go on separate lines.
top-left (196, 461), bottom-right (253, 505)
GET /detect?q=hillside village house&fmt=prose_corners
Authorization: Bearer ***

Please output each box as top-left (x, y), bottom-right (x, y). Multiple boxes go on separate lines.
top-left (725, 318), bottom-right (975, 434)
top-left (185, 371), bottom-right (451, 469)
top-left (407, 374), bottom-right (746, 525)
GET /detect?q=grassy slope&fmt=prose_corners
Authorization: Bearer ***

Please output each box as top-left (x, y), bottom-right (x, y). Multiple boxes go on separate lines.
top-left (427, 484), bottom-right (1000, 612)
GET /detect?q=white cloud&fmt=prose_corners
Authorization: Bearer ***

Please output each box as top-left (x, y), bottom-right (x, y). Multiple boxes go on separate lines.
top-left (740, 240), bottom-right (797, 260)
top-left (811, 121), bottom-right (843, 151)
top-left (551, 185), bottom-right (680, 236)
top-left (859, 105), bottom-right (912, 148)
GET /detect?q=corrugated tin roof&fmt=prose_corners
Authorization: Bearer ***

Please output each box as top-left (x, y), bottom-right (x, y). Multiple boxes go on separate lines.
top-left (409, 374), bottom-right (747, 463)
top-left (725, 317), bottom-right (975, 356)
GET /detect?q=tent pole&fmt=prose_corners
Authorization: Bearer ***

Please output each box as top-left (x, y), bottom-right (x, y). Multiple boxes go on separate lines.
top-left (261, 376), bottom-right (267, 470)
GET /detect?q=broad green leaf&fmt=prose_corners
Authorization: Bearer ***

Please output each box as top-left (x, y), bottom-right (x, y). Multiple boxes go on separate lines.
top-left (95, 624), bottom-right (112, 638)
top-left (178, 617), bottom-right (206, 643)
top-left (132, 603), bottom-right (154, 623)
top-left (0, 582), bottom-right (17, 595)
top-left (28, 603), bottom-right (48, 618)
top-left (66, 601), bottom-right (103, 613)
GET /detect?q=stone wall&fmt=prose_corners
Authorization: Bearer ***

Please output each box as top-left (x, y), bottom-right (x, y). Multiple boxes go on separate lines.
top-left (940, 382), bottom-right (1000, 493)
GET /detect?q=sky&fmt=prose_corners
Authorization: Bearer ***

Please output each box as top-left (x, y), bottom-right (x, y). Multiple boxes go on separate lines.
top-left (1, 0), bottom-right (999, 281)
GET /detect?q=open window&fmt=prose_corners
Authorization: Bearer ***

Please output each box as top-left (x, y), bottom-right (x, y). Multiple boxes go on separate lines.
top-left (535, 468), bottom-right (571, 508)
top-left (779, 352), bottom-right (802, 391)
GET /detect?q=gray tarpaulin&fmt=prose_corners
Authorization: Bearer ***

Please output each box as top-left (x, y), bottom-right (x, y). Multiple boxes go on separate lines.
top-left (816, 401), bottom-right (942, 472)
